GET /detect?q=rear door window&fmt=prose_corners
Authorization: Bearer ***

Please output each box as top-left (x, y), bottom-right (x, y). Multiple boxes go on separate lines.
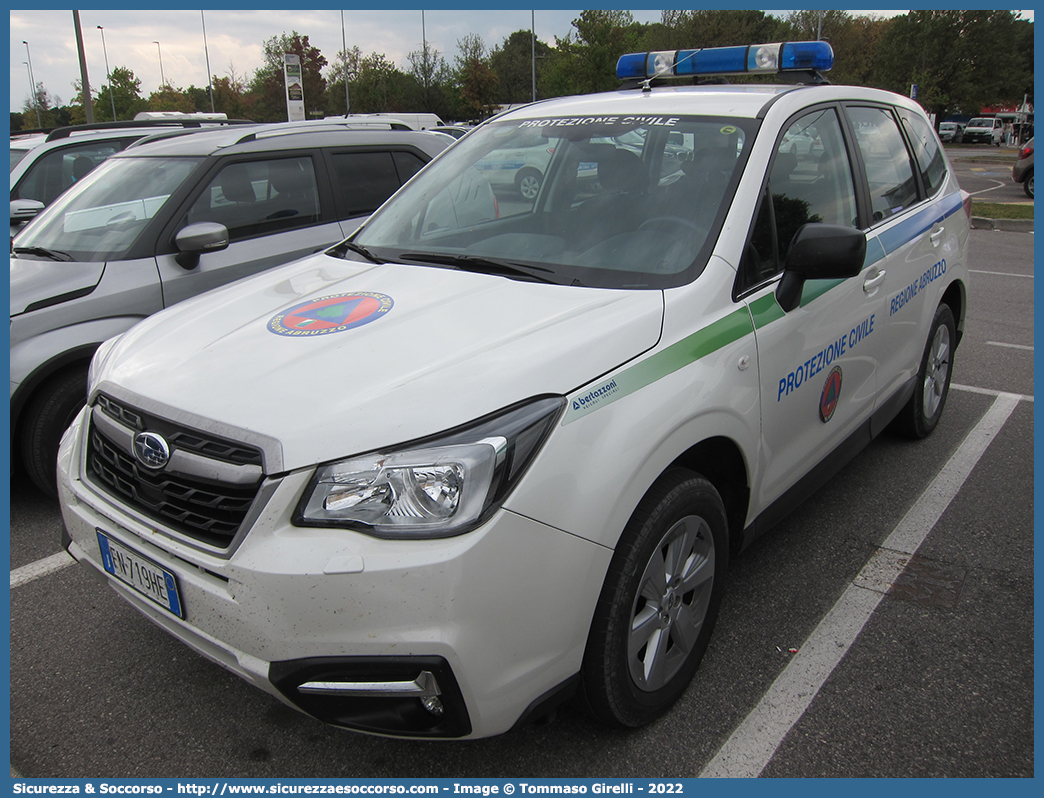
top-left (846, 106), bottom-right (918, 224)
top-left (900, 111), bottom-right (947, 198)
top-left (331, 150), bottom-right (427, 217)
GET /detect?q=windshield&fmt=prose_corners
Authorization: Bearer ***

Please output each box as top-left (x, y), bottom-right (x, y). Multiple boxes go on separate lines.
top-left (13, 155), bottom-right (201, 261)
top-left (353, 114), bottom-right (755, 289)
top-left (968, 118), bottom-right (990, 127)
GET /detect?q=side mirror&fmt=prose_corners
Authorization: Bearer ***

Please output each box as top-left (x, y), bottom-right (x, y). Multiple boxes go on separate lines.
top-left (174, 221), bottom-right (229, 269)
top-left (11, 199), bottom-right (45, 224)
top-left (775, 224), bottom-right (866, 312)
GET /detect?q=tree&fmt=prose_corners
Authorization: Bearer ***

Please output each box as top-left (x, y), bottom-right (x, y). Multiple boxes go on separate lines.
top-left (652, 9), bottom-right (788, 50)
top-left (350, 52), bottom-right (412, 113)
top-left (454, 34), bottom-right (499, 120)
top-left (95, 66), bottom-right (148, 121)
top-left (490, 30), bottom-right (553, 104)
top-left (873, 11), bottom-right (1032, 120)
top-left (784, 10), bottom-right (891, 88)
top-left (406, 40), bottom-right (452, 116)
top-left (544, 10), bottom-right (646, 97)
top-left (147, 83), bottom-right (195, 113)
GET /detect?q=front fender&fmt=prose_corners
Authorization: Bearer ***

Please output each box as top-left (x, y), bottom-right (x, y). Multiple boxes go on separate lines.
top-left (505, 323), bottom-right (760, 551)
top-left (10, 315), bottom-right (148, 430)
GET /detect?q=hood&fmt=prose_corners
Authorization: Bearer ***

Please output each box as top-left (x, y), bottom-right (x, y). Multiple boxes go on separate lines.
top-left (100, 255), bottom-right (664, 471)
top-left (10, 258), bottom-right (104, 316)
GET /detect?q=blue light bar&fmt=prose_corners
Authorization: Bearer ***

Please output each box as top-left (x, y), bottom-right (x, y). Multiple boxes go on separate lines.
top-left (616, 41), bottom-right (834, 81)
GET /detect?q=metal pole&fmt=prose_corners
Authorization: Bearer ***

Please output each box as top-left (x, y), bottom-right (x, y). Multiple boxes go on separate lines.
top-left (341, 10), bottom-right (350, 115)
top-left (97, 27), bottom-right (117, 121)
top-left (73, 11), bottom-right (95, 123)
top-left (22, 41), bottom-right (41, 127)
top-left (153, 41), bottom-right (165, 87)
top-left (421, 10), bottom-right (428, 90)
top-left (531, 11), bottom-right (536, 103)
top-left (201, 11), bottom-right (215, 112)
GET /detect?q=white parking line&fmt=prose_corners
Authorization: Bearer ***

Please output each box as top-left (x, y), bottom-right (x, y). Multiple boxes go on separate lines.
top-left (10, 551), bottom-right (76, 588)
top-left (970, 269), bottom-right (1033, 278)
top-left (953, 382), bottom-right (1034, 402)
top-left (700, 392), bottom-right (1021, 778)
top-left (986, 340), bottom-right (1034, 351)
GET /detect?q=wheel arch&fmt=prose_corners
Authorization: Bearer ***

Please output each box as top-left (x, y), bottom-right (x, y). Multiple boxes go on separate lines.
top-left (668, 436), bottom-right (750, 554)
top-left (940, 278), bottom-right (966, 348)
top-left (10, 315), bottom-right (146, 434)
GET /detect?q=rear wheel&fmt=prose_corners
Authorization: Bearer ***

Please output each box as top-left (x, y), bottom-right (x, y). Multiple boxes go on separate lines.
top-left (20, 367), bottom-right (89, 496)
top-left (579, 469), bottom-right (728, 727)
top-left (1024, 171), bottom-right (1034, 198)
top-left (894, 304), bottom-right (955, 439)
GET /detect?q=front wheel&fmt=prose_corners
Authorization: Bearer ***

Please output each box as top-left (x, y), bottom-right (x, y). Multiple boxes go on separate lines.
top-left (20, 366), bottom-right (90, 496)
top-left (894, 304), bottom-right (956, 439)
top-left (578, 469), bottom-right (728, 728)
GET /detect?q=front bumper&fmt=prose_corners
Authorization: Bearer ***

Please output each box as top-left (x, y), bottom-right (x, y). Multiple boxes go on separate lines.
top-left (57, 406), bottom-right (613, 738)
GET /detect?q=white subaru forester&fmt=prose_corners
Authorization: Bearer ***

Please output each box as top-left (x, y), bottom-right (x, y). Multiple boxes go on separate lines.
top-left (58, 41), bottom-right (970, 739)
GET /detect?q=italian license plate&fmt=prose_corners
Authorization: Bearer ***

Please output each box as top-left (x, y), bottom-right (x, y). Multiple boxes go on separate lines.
top-left (97, 530), bottom-right (184, 618)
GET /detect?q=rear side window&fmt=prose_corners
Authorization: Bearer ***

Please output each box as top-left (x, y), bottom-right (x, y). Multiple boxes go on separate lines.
top-left (185, 156), bottom-right (321, 242)
top-left (846, 106), bottom-right (918, 224)
top-left (900, 111), bottom-right (947, 197)
top-left (332, 150), bottom-right (426, 217)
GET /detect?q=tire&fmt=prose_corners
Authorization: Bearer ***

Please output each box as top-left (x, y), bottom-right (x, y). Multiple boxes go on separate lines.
top-left (578, 469), bottom-right (728, 728)
top-left (514, 168), bottom-right (542, 200)
top-left (894, 304), bottom-right (956, 439)
top-left (20, 367), bottom-right (89, 497)
top-left (1024, 171), bottom-right (1034, 199)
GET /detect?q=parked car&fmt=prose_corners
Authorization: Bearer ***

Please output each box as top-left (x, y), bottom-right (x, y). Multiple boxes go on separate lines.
top-left (962, 116), bottom-right (1005, 146)
top-left (11, 117), bottom-right (253, 233)
top-left (1012, 137), bottom-right (1034, 198)
top-left (11, 123), bottom-right (457, 495)
top-left (938, 121), bottom-right (965, 143)
top-left (58, 40), bottom-right (970, 739)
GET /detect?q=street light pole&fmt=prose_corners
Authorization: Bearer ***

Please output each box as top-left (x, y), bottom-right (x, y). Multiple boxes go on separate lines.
top-left (201, 11), bottom-right (215, 112)
top-left (22, 41), bottom-right (41, 127)
top-left (97, 25), bottom-right (117, 121)
top-left (153, 41), bottom-right (165, 87)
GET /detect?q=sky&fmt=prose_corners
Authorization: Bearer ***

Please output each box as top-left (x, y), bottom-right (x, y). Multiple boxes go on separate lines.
top-left (8, 7), bottom-right (1034, 115)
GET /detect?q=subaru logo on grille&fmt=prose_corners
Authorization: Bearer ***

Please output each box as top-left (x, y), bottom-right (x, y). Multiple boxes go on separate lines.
top-left (133, 432), bottom-right (170, 469)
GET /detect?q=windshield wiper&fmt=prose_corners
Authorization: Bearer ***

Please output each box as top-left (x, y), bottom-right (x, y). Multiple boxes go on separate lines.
top-left (13, 246), bottom-right (74, 262)
top-left (332, 240), bottom-right (385, 264)
top-left (398, 252), bottom-right (568, 285)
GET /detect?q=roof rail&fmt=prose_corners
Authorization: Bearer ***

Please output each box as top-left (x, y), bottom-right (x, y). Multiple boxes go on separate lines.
top-left (43, 118), bottom-right (254, 143)
top-left (221, 120), bottom-right (423, 147)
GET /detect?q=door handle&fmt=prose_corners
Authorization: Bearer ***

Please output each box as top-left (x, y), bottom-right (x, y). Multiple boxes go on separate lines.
top-left (863, 268), bottom-right (886, 294)
top-left (929, 228), bottom-right (944, 246)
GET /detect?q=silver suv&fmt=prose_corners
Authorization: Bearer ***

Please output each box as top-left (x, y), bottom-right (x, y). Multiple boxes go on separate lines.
top-left (11, 117), bottom-right (254, 232)
top-left (11, 122), bottom-right (452, 495)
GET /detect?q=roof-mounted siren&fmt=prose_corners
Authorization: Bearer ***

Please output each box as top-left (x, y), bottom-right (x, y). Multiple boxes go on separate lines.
top-left (616, 41), bottom-right (834, 90)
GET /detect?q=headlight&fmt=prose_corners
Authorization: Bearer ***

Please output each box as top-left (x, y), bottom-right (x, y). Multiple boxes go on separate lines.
top-left (294, 396), bottom-right (565, 538)
top-left (87, 334), bottom-right (123, 395)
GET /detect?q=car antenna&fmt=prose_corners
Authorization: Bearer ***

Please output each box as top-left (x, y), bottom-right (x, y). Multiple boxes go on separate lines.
top-left (640, 49), bottom-right (701, 93)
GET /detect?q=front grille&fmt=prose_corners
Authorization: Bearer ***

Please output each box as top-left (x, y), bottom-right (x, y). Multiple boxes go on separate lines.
top-left (86, 395), bottom-right (265, 549)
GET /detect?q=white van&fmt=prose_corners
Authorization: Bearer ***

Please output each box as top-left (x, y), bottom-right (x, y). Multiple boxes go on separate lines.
top-left (963, 116), bottom-right (1005, 146)
top-left (346, 112), bottom-right (445, 130)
